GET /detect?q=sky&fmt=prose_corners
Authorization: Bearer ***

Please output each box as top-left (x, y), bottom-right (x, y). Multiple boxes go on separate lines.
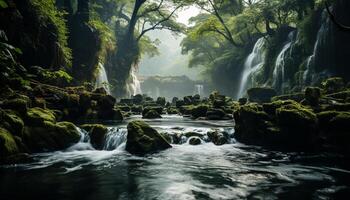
top-left (138, 6), bottom-right (203, 80)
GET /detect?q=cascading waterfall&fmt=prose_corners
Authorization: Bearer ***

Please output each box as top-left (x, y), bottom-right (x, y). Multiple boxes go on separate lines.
top-left (68, 127), bottom-right (127, 152)
top-left (126, 64), bottom-right (142, 96)
top-left (236, 37), bottom-right (266, 98)
top-left (194, 84), bottom-right (204, 96)
top-left (95, 62), bottom-right (111, 94)
top-left (303, 10), bottom-right (330, 85)
top-left (272, 31), bottom-right (295, 93)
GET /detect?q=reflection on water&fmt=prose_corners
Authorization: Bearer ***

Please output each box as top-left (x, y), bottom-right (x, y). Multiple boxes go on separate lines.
top-left (1, 116), bottom-right (349, 200)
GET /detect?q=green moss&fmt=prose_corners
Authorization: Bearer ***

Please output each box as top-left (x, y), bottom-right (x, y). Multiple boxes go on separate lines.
top-left (42, 70), bottom-right (73, 86)
top-left (276, 103), bottom-right (316, 127)
top-left (2, 111), bottom-right (24, 137)
top-left (263, 100), bottom-right (298, 116)
top-left (23, 121), bottom-right (80, 152)
top-left (81, 124), bottom-right (107, 150)
top-left (191, 104), bottom-right (209, 118)
top-left (0, 127), bottom-right (19, 157)
top-left (126, 120), bottom-right (171, 154)
top-left (143, 110), bottom-right (162, 119)
top-left (2, 98), bottom-right (29, 114)
top-left (31, 0), bottom-right (72, 66)
top-left (26, 107), bottom-right (56, 125)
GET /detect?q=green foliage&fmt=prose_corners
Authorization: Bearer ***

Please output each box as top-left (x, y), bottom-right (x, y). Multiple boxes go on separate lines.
top-left (0, 0), bottom-right (8, 8)
top-left (42, 70), bottom-right (73, 84)
top-left (31, 0), bottom-right (72, 66)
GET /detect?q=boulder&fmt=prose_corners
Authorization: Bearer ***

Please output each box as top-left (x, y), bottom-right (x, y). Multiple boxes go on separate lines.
top-left (23, 121), bottom-right (80, 152)
top-left (189, 137), bottom-right (201, 145)
top-left (322, 77), bottom-right (345, 94)
top-left (206, 108), bottom-right (226, 120)
top-left (26, 107), bottom-right (56, 125)
top-left (247, 87), bottom-right (276, 103)
top-left (167, 107), bottom-right (179, 114)
top-left (304, 87), bottom-right (321, 106)
top-left (184, 96), bottom-right (193, 105)
top-left (97, 95), bottom-right (116, 111)
top-left (0, 127), bottom-right (19, 159)
top-left (207, 130), bottom-right (228, 145)
top-left (1, 98), bottom-right (29, 114)
top-left (143, 110), bottom-right (162, 119)
top-left (93, 87), bottom-right (108, 95)
top-left (1, 111), bottom-right (24, 137)
top-left (142, 106), bottom-right (163, 116)
top-left (191, 105), bottom-right (208, 118)
top-left (132, 94), bottom-right (143, 105)
top-left (126, 121), bottom-right (171, 154)
top-left (81, 124), bottom-right (108, 150)
top-left (238, 98), bottom-right (247, 105)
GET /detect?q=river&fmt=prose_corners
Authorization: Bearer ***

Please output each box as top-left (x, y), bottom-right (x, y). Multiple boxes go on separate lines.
top-left (1, 115), bottom-right (349, 199)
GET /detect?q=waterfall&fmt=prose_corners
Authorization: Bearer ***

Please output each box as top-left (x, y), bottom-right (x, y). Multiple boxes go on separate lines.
top-left (236, 37), bottom-right (266, 98)
top-left (103, 128), bottom-right (127, 151)
top-left (67, 127), bottom-right (127, 152)
top-left (95, 62), bottom-right (111, 94)
top-left (303, 10), bottom-right (330, 85)
top-left (194, 84), bottom-right (204, 96)
top-left (272, 31), bottom-right (295, 93)
top-left (126, 64), bottom-right (142, 97)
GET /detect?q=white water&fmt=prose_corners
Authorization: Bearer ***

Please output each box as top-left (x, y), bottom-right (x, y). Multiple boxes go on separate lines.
top-left (126, 64), bottom-right (142, 97)
top-left (236, 37), bottom-right (266, 98)
top-left (95, 62), bottom-right (111, 94)
top-left (194, 84), bottom-right (204, 96)
top-left (272, 31), bottom-right (295, 93)
top-left (303, 10), bottom-right (330, 85)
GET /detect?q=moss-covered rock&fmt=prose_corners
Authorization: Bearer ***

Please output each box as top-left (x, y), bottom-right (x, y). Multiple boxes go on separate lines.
top-left (263, 100), bottom-right (298, 116)
top-left (1, 98), bottom-right (29, 114)
top-left (206, 108), bottom-right (226, 120)
top-left (189, 137), bottom-right (201, 145)
top-left (81, 124), bottom-right (108, 150)
top-left (0, 127), bottom-right (19, 158)
top-left (271, 93), bottom-right (304, 102)
top-left (247, 87), bottom-right (276, 103)
top-left (167, 107), bottom-right (179, 114)
top-left (322, 77), bottom-right (345, 94)
top-left (126, 120), bottom-right (171, 154)
top-left (131, 105), bottom-right (143, 114)
top-left (143, 110), bottom-right (162, 119)
top-left (207, 130), bottom-right (228, 145)
top-left (304, 87), bottom-right (322, 106)
top-left (142, 106), bottom-right (163, 116)
top-left (26, 107), bottom-right (56, 125)
top-left (1, 111), bottom-right (24, 137)
top-left (191, 105), bottom-right (208, 118)
top-left (118, 105), bottom-right (131, 112)
top-left (23, 121), bottom-right (80, 152)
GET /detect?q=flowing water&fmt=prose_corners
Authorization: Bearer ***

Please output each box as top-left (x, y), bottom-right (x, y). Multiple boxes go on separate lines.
top-left (303, 10), bottom-right (331, 85)
top-left (272, 31), bottom-right (295, 93)
top-left (194, 84), bottom-right (204, 96)
top-left (95, 62), bottom-right (111, 94)
top-left (1, 116), bottom-right (349, 200)
top-left (126, 64), bottom-right (142, 96)
top-left (237, 38), bottom-right (266, 99)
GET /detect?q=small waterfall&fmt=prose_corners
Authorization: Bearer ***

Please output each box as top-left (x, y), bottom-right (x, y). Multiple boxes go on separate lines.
top-left (126, 64), bottom-right (142, 96)
top-left (303, 10), bottom-right (330, 85)
top-left (236, 37), bottom-right (266, 98)
top-left (194, 84), bottom-right (204, 96)
top-left (103, 128), bottom-right (127, 151)
top-left (95, 62), bottom-right (111, 94)
top-left (272, 31), bottom-right (295, 93)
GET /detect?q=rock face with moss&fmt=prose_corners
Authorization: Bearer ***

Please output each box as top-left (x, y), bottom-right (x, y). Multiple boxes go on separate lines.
top-left (81, 124), bottom-right (108, 150)
top-left (126, 121), bottom-right (171, 154)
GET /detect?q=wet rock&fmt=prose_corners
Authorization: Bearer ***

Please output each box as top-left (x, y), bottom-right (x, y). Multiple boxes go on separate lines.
top-left (26, 107), bottom-right (56, 125)
top-left (81, 124), bottom-right (108, 150)
top-left (191, 105), bottom-right (208, 118)
top-left (206, 108), bottom-right (226, 120)
top-left (131, 105), bottom-right (143, 114)
top-left (126, 121), bottom-right (171, 154)
top-left (0, 127), bottom-right (19, 159)
top-left (176, 100), bottom-right (185, 108)
top-left (322, 77), bottom-right (345, 94)
top-left (238, 98), bottom-right (247, 105)
top-left (23, 121), bottom-right (80, 152)
top-left (303, 87), bottom-right (321, 106)
top-left (132, 94), bottom-right (143, 105)
top-left (207, 130), bottom-right (227, 145)
top-left (97, 94), bottom-right (116, 111)
top-left (1, 97), bottom-right (29, 114)
top-left (1, 111), bottom-right (24, 137)
top-left (143, 110), bottom-right (162, 119)
top-left (142, 106), bottom-right (163, 116)
top-left (93, 87), bottom-right (108, 95)
top-left (167, 107), bottom-right (179, 115)
top-left (183, 96), bottom-right (192, 105)
top-left (189, 137), bottom-right (201, 145)
top-left (247, 87), bottom-right (276, 103)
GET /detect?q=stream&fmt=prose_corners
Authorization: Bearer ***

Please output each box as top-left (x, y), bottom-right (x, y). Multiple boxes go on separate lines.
top-left (1, 115), bottom-right (349, 200)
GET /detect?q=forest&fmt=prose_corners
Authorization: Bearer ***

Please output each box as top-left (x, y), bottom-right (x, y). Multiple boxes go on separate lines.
top-left (1, 0), bottom-right (350, 199)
